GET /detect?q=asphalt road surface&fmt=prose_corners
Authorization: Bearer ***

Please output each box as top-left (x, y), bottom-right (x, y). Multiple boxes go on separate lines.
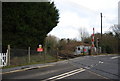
top-left (2, 54), bottom-right (120, 81)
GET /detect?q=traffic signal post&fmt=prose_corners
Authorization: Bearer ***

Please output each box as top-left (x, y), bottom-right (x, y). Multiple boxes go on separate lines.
top-left (96, 38), bottom-right (99, 54)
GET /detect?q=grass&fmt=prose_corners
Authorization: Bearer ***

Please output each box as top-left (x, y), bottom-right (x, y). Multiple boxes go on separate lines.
top-left (2, 54), bottom-right (58, 69)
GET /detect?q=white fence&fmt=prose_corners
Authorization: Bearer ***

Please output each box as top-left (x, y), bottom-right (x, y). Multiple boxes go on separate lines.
top-left (0, 51), bottom-right (8, 67)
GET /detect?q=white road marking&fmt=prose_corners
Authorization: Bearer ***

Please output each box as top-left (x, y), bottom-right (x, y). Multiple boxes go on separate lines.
top-left (49, 68), bottom-right (84, 79)
top-left (99, 61), bottom-right (104, 64)
top-left (111, 56), bottom-right (120, 59)
top-left (43, 68), bottom-right (85, 81)
top-left (56, 69), bottom-right (85, 80)
top-left (91, 65), bottom-right (93, 67)
top-left (84, 67), bottom-right (90, 69)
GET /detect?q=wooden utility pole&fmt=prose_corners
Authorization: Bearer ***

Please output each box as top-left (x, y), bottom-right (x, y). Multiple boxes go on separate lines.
top-left (100, 13), bottom-right (102, 38)
top-left (100, 13), bottom-right (103, 53)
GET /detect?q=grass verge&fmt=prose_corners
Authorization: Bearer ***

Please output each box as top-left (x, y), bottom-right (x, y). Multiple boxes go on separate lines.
top-left (2, 54), bottom-right (60, 69)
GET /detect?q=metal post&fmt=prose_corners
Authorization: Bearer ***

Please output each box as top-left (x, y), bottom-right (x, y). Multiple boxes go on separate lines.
top-left (44, 47), bottom-right (46, 64)
top-left (28, 47), bottom-right (30, 63)
top-left (8, 45), bottom-right (10, 66)
top-left (5, 52), bottom-right (8, 66)
top-left (56, 48), bottom-right (58, 61)
top-left (96, 38), bottom-right (99, 55)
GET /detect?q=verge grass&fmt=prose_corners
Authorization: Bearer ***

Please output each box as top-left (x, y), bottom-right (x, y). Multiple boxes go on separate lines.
top-left (2, 54), bottom-right (58, 69)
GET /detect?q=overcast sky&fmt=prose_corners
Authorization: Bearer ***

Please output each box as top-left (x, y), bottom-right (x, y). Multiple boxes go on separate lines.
top-left (48, 0), bottom-right (119, 40)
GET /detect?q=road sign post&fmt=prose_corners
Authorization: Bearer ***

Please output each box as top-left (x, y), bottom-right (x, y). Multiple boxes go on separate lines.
top-left (96, 38), bottom-right (99, 55)
top-left (8, 45), bottom-right (10, 66)
top-left (28, 47), bottom-right (30, 63)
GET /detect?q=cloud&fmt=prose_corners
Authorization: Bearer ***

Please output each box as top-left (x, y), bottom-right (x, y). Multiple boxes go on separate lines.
top-left (48, 26), bottom-right (79, 39)
top-left (49, 0), bottom-right (119, 40)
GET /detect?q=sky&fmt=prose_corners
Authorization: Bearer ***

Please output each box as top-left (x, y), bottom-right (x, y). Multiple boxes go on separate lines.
top-left (48, 0), bottom-right (119, 40)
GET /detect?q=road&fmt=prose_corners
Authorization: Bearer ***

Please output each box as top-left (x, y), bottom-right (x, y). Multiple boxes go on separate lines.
top-left (2, 54), bottom-right (120, 81)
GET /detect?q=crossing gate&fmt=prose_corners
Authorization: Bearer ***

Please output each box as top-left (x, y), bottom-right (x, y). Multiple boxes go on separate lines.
top-left (0, 51), bottom-right (8, 67)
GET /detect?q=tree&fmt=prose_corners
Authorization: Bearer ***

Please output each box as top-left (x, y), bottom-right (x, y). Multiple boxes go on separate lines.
top-left (58, 39), bottom-right (67, 50)
top-left (84, 32), bottom-right (118, 54)
top-left (93, 32), bottom-right (118, 54)
top-left (111, 25), bottom-right (120, 53)
top-left (45, 35), bottom-right (59, 51)
top-left (78, 27), bottom-right (89, 42)
top-left (103, 32), bottom-right (118, 53)
top-left (2, 2), bottom-right (59, 51)
top-left (83, 37), bottom-right (91, 44)
top-left (111, 25), bottom-right (120, 39)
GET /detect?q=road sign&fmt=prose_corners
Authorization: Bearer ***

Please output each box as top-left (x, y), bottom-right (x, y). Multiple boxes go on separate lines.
top-left (37, 48), bottom-right (43, 52)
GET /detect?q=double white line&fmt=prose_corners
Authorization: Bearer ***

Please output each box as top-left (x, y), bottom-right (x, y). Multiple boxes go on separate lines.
top-left (42, 68), bottom-right (85, 81)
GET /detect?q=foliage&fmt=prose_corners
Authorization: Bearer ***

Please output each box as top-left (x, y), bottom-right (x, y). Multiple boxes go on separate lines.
top-left (2, 2), bottom-right (59, 51)
top-left (111, 25), bottom-right (120, 53)
top-left (45, 35), bottom-right (59, 51)
top-left (58, 39), bottom-right (68, 50)
top-left (84, 31), bottom-right (119, 54)
top-left (83, 37), bottom-right (91, 44)
top-left (95, 32), bottom-right (118, 54)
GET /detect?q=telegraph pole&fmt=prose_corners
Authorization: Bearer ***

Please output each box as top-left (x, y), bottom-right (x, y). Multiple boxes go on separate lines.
top-left (100, 13), bottom-right (102, 38)
top-left (100, 13), bottom-right (102, 53)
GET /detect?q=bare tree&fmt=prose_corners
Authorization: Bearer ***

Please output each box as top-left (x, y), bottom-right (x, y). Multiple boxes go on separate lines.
top-left (111, 24), bottom-right (120, 38)
top-left (78, 27), bottom-right (89, 42)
